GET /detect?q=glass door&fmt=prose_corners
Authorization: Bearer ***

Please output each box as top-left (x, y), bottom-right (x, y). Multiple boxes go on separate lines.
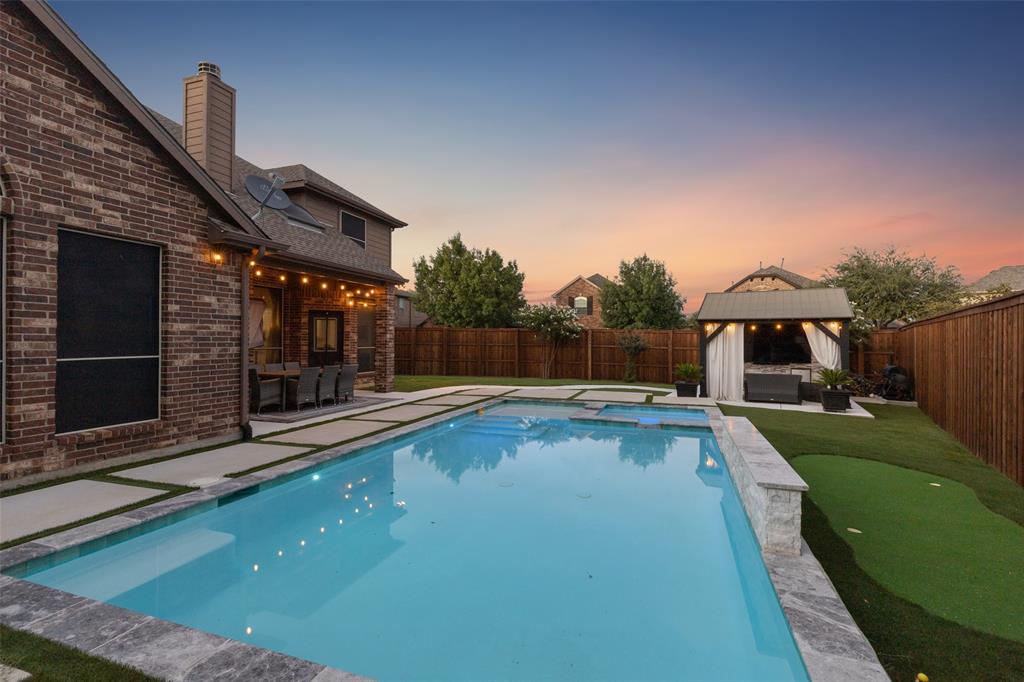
top-left (308, 311), bottom-right (343, 367)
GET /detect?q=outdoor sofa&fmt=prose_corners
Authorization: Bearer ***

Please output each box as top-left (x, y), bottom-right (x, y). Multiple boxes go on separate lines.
top-left (743, 372), bottom-right (802, 404)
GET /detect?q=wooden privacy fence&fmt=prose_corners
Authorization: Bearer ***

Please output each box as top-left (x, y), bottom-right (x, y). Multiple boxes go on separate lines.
top-left (896, 292), bottom-right (1023, 486)
top-left (396, 328), bottom-right (700, 384)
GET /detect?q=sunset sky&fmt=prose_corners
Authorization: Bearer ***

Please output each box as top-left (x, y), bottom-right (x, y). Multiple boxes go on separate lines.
top-left (56, 1), bottom-right (1024, 310)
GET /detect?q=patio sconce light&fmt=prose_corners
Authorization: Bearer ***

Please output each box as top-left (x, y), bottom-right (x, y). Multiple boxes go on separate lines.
top-left (211, 252), bottom-right (223, 265)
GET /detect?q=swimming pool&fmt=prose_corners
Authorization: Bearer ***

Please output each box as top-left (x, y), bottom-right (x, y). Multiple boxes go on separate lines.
top-left (597, 404), bottom-right (709, 424)
top-left (10, 407), bottom-right (809, 681)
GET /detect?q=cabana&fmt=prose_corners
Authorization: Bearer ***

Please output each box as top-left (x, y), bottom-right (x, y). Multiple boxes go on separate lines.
top-left (696, 288), bottom-right (854, 401)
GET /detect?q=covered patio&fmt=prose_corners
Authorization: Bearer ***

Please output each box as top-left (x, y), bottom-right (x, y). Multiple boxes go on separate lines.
top-left (697, 289), bottom-right (855, 408)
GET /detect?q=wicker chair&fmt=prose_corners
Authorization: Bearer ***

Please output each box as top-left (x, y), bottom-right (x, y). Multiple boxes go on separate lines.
top-left (284, 361), bottom-right (300, 371)
top-left (248, 368), bottom-right (282, 415)
top-left (266, 362), bottom-right (284, 372)
top-left (286, 367), bottom-right (320, 411)
top-left (319, 365), bottom-right (340, 406)
top-left (336, 364), bottom-right (358, 402)
top-left (744, 373), bottom-right (802, 405)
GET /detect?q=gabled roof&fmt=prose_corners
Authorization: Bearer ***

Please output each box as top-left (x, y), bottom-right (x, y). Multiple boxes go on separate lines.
top-left (551, 273), bottom-right (610, 299)
top-left (268, 164), bottom-right (406, 228)
top-left (969, 265), bottom-right (1024, 292)
top-left (149, 111), bottom-right (407, 284)
top-left (16, 0), bottom-right (274, 250)
top-left (726, 265), bottom-right (819, 291)
top-left (697, 288), bottom-right (854, 321)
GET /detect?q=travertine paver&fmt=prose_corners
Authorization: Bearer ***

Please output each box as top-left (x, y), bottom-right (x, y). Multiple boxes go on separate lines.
top-left (0, 480), bottom-right (163, 543)
top-left (0, 663), bottom-right (31, 682)
top-left (416, 395), bottom-right (483, 406)
top-left (349, 403), bottom-right (453, 423)
top-left (264, 419), bottom-right (391, 446)
top-left (118, 442), bottom-right (310, 487)
top-left (573, 390), bottom-right (649, 403)
top-left (652, 395), bottom-right (717, 406)
top-left (505, 388), bottom-right (579, 399)
top-left (457, 386), bottom-right (514, 396)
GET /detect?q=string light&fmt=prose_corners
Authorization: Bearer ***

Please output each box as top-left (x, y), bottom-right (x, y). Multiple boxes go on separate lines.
top-left (279, 275), bottom-right (286, 282)
top-left (774, 323), bottom-right (783, 330)
top-left (321, 282), bottom-right (328, 290)
top-left (301, 276), bottom-right (309, 284)
top-left (249, 260), bottom-right (256, 267)
top-left (255, 270), bottom-right (262, 277)
top-left (356, 289), bottom-right (362, 295)
top-left (749, 324), bottom-right (757, 331)
top-left (340, 284), bottom-right (346, 290)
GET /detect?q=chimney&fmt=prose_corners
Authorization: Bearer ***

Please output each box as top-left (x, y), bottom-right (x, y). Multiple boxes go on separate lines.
top-left (182, 61), bottom-right (235, 189)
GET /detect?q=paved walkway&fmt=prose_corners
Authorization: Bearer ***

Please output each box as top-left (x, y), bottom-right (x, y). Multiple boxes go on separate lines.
top-left (117, 442), bottom-right (311, 487)
top-left (0, 480), bottom-right (164, 543)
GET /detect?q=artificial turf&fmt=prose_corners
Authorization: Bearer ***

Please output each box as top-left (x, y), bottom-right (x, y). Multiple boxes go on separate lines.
top-left (0, 625), bottom-right (158, 681)
top-left (793, 455), bottom-right (1024, 642)
top-left (720, 403), bottom-right (1024, 681)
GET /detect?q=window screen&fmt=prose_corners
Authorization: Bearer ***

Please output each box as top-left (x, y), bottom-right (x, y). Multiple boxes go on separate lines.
top-left (56, 230), bottom-right (160, 433)
top-left (342, 212), bottom-right (366, 248)
top-left (0, 221), bottom-right (5, 441)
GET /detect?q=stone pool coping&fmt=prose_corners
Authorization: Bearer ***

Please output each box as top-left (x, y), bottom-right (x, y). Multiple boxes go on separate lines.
top-left (0, 398), bottom-right (887, 682)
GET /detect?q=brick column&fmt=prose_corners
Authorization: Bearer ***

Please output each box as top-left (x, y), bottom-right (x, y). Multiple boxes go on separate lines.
top-left (374, 285), bottom-right (396, 392)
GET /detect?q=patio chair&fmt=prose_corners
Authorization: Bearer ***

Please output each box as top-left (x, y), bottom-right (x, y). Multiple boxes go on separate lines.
top-left (286, 366), bottom-right (320, 411)
top-left (319, 365), bottom-right (340, 406)
top-left (248, 368), bottom-right (282, 415)
top-left (284, 361), bottom-right (300, 371)
top-left (266, 362), bottom-right (284, 372)
top-left (336, 364), bottom-right (358, 403)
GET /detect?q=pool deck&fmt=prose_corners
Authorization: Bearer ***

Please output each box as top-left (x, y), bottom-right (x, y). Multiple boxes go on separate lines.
top-left (0, 389), bottom-right (889, 681)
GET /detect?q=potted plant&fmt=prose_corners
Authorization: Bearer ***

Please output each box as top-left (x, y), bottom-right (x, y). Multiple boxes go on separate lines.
top-left (673, 362), bottom-right (703, 397)
top-left (817, 368), bottom-right (853, 412)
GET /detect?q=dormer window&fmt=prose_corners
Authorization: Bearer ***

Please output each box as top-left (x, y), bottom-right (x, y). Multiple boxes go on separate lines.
top-left (342, 211), bottom-right (366, 249)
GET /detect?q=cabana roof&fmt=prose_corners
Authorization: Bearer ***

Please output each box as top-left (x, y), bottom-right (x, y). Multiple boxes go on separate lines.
top-left (697, 288), bottom-right (854, 322)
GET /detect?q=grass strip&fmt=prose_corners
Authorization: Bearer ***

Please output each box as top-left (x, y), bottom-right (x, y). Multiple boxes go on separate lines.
top-left (394, 374), bottom-right (672, 392)
top-left (0, 625), bottom-right (159, 681)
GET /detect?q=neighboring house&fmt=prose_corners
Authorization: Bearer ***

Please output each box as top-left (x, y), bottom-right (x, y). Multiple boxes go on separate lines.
top-left (0, 1), bottom-right (407, 480)
top-left (551, 274), bottom-right (610, 328)
top-left (394, 290), bottom-right (432, 328)
top-left (726, 264), bottom-right (819, 292)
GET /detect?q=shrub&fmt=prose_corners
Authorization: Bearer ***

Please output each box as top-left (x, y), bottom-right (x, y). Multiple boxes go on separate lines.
top-left (817, 368), bottom-right (852, 389)
top-left (519, 304), bottom-right (583, 378)
top-left (673, 362), bottom-right (703, 383)
top-left (617, 332), bottom-right (649, 382)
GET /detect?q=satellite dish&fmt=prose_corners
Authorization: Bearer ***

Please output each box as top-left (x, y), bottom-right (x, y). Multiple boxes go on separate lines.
top-left (244, 174), bottom-right (291, 210)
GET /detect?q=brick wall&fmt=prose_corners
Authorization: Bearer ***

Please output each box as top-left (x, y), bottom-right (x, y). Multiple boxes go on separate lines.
top-left (555, 279), bottom-right (603, 328)
top-left (374, 285), bottom-right (395, 391)
top-left (0, 3), bottom-right (243, 479)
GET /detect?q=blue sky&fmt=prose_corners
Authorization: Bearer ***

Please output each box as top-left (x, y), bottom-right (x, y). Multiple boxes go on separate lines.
top-left (55, 1), bottom-right (1024, 306)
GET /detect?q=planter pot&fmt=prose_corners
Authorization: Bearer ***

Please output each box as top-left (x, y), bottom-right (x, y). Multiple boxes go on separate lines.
top-left (675, 381), bottom-right (700, 397)
top-left (820, 388), bottom-right (852, 412)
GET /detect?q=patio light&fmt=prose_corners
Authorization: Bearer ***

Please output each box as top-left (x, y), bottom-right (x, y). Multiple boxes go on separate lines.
top-left (340, 284), bottom-right (346, 290)
top-left (279, 275), bottom-right (286, 282)
top-left (775, 323), bottom-right (782, 330)
top-left (704, 323), bottom-right (713, 332)
top-left (211, 252), bottom-right (223, 264)
top-left (348, 300), bottom-right (355, 306)
top-left (302, 276), bottom-right (309, 284)
top-left (249, 259), bottom-right (256, 267)
top-left (255, 270), bottom-right (262, 276)
top-left (749, 324), bottom-right (757, 331)
top-left (321, 282), bottom-right (328, 290)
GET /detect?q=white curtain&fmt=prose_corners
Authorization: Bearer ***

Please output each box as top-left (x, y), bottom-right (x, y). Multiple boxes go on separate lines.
top-left (802, 322), bottom-right (840, 369)
top-left (707, 323), bottom-right (744, 401)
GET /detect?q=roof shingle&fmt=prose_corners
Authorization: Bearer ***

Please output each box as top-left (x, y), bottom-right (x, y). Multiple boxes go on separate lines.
top-left (697, 288), bottom-right (854, 321)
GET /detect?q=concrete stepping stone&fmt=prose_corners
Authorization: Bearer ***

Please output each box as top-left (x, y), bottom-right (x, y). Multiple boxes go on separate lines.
top-left (574, 390), bottom-right (649, 403)
top-left (416, 395), bottom-right (483, 406)
top-left (349, 403), bottom-right (453, 423)
top-left (458, 386), bottom-right (513, 396)
top-left (0, 480), bottom-right (163, 543)
top-left (118, 443), bottom-right (310, 487)
top-left (264, 418), bottom-right (391, 446)
top-left (505, 388), bottom-right (578, 399)
top-left (652, 395), bottom-right (717, 406)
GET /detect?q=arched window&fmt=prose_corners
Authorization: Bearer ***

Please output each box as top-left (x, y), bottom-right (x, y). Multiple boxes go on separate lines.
top-left (573, 296), bottom-right (589, 316)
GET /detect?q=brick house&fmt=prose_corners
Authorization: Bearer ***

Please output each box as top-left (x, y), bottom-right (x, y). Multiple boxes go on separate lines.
top-left (551, 274), bottom-right (610, 328)
top-left (394, 290), bottom-right (431, 328)
top-left (0, 0), bottom-right (407, 480)
top-left (725, 265), bottom-right (819, 293)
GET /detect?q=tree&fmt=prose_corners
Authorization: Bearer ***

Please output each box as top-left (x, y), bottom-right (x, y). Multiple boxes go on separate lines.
top-left (822, 247), bottom-right (964, 333)
top-left (600, 255), bottom-right (686, 329)
top-left (617, 332), bottom-right (649, 382)
top-left (519, 304), bottom-right (583, 378)
top-left (413, 234), bottom-right (526, 327)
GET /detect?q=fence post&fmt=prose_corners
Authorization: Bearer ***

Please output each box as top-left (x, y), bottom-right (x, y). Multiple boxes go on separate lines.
top-left (514, 329), bottom-right (521, 378)
top-left (586, 330), bottom-right (593, 380)
top-left (442, 327), bottom-right (449, 376)
top-left (667, 330), bottom-right (674, 383)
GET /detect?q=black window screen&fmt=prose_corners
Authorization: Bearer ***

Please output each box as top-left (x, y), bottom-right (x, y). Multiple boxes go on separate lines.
top-left (357, 308), bottom-right (376, 372)
top-left (0, 222), bottom-right (5, 440)
top-left (342, 212), bottom-right (366, 248)
top-left (56, 230), bottom-right (160, 433)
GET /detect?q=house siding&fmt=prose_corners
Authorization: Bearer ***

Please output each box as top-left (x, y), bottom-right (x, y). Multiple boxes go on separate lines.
top-left (0, 2), bottom-right (242, 479)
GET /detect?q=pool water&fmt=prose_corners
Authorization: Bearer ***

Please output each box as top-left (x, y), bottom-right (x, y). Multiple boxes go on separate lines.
top-left (597, 404), bottom-right (709, 424)
top-left (15, 411), bottom-right (808, 681)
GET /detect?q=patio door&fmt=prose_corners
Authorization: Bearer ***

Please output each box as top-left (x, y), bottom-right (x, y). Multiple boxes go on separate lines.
top-left (308, 311), bottom-right (342, 367)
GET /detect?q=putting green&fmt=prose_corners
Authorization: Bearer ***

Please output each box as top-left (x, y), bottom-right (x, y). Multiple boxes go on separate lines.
top-left (793, 455), bottom-right (1024, 642)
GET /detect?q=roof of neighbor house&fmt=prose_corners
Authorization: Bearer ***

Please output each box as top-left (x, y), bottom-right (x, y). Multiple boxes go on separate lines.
top-left (149, 111), bottom-right (406, 283)
top-left (969, 265), bottom-right (1024, 292)
top-left (551, 273), bottom-right (611, 298)
top-left (16, 1), bottom-right (268, 248)
top-left (697, 288), bottom-right (854, 321)
top-left (395, 290), bottom-right (431, 327)
top-left (725, 265), bottom-right (820, 292)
